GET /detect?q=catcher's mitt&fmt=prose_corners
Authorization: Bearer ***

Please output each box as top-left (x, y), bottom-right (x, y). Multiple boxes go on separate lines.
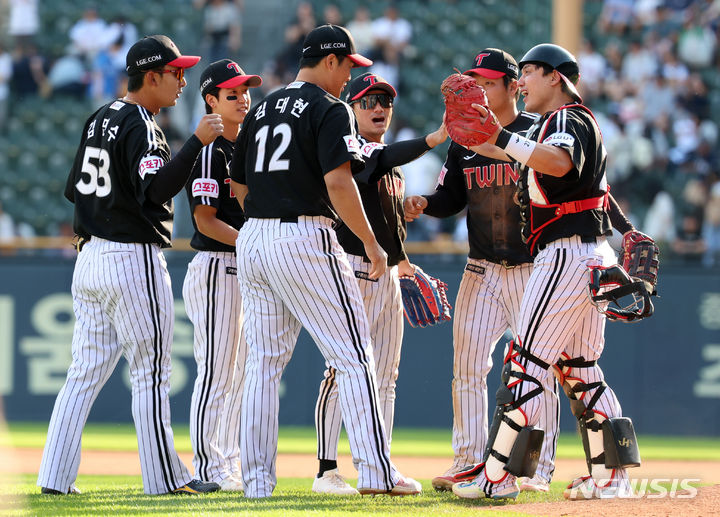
top-left (441, 72), bottom-right (498, 147)
top-left (621, 230), bottom-right (659, 296)
top-left (399, 267), bottom-right (452, 328)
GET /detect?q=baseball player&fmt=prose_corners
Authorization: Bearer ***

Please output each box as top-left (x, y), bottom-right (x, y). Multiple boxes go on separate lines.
top-left (182, 59), bottom-right (262, 491)
top-left (37, 35), bottom-right (223, 496)
top-left (451, 44), bottom-right (639, 500)
top-left (229, 24), bottom-right (421, 498)
top-left (404, 49), bottom-right (559, 494)
top-left (312, 72), bottom-right (447, 495)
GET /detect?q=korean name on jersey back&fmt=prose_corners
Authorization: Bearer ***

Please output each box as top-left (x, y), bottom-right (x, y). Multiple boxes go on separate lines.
top-left (66, 100), bottom-right (174, 246)
top-left (233, 81), bottom-right (364, 219)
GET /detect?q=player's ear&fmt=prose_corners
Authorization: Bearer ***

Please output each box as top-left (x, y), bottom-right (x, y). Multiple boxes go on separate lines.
top-left (205, 93), bottom-right (218, 110)
top-left (507, 79), bottom-right (519, 97)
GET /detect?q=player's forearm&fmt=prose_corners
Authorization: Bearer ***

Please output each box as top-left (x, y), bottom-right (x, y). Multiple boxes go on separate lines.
top-left (196, 218), bottom-right (240, 247)
top-left (230, 180), bottom-right (248, 210)
top-left (494, 129), bottom-right (573, 177)
top-left (146, 135), bottom-right (204, 204)
top-left (608, 193), bottom-right (634, 234)
top-left (326, 170), bottom-right (377, 246)
top-left (424, 190), bottom-right (466, 218)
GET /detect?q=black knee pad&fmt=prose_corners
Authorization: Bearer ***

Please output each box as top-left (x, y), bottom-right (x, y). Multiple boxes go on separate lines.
top-left (505, 426), bottom-right (545, 478)
top-left (602, 417), bottom-right (641, 468)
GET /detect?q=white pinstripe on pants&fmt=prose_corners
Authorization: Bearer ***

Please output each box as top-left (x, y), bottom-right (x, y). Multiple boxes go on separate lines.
top-left (315, 254), bottom-right (404, 460)
top-left (236, 217), bottom-right (399, 498)
top-left (37, 238), bottom-right (191, 494)
top-left (451, 258), bottom-right (559, 481)
top-left (183, 250), bottom-right (246, 483)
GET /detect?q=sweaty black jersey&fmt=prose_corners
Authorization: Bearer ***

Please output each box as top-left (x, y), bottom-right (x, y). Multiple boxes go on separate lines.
top-left (336, 135), bottom-right (409, 266)
top-left (65, 100), bottom-right (174, 246)
top-left (186, 136), bottom-right (244, 252)
top-left (424, 112), bottom-right (537, 265)
top-left (517, 103), bottom-right (612, 252)
top-left (230, 81), bottom-right (364, 219)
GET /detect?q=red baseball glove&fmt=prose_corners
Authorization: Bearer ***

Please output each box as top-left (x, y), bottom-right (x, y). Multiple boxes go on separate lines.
top-left (441, 73), bottom-right (498, 147)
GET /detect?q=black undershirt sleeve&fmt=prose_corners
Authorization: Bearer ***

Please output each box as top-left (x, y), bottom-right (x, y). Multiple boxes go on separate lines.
top-left (374, 137), bottom-right (431, 177)
top-left (424, 188), bottom-right (467, 218)
top-left (146, 135), bottom-right (204, 204)
top-left (608, 193), bottom-right (634, 234)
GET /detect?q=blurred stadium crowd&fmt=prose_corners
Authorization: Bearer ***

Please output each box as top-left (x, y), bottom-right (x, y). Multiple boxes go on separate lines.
top-left (0, 0), bottom-right (718, 267)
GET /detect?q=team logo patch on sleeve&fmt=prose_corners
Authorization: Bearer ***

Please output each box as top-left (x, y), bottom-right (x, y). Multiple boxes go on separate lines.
top-left (542, 132), bottom-right (575, 147)
top-left (191, 178), bottom-right (219, 198)
top-left (138, 155), bottom-right (165, 179)
top-left (343, 135), bottom-right (360, 153)
top-left (360, 141), bottom-right (384, 157)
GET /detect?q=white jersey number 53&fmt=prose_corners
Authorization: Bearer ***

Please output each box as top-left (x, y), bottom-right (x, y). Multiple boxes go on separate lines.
top-left (76, 146), bottom-right (112, 197)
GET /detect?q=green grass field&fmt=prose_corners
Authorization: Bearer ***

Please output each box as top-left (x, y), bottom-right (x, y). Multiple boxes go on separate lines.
top-left (6, 422), bottom-right (720, 461)
top-left (3, 424), bottom-right (717, 516)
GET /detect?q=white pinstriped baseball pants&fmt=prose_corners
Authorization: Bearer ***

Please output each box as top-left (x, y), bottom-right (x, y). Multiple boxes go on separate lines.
top-left (514, 236), bottom-right (628, 483)
top-left (450, 258), bottom-right (559, 481)
top-left (183, 251), bottom-right (246, 483)
top-left (236, 217), bottom-right (399, 498)
top-left (37, 238), bottom-right (191, 494)
top-left (315, 254), bottom-right (404, 461)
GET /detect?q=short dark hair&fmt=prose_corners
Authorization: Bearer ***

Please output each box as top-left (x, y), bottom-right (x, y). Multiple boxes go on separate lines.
top-left (204, 86), bottom-right (220, 114)
top-left (299, 53), bottom-right (346, 70)
top-left (127, 67), bottom-right (164, 92)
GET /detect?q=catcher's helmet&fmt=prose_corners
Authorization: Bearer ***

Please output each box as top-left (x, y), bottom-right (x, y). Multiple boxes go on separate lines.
top-left (518, 43), bottom-right (582, 103)
top-left (587, 265), bottom-right (654, 322)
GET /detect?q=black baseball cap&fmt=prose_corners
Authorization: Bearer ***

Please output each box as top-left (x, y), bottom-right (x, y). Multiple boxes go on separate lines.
top-left (345, 72), bottom-right (397, 102)
top-left (126, 35), bottom-right (200, 76)
top-left (301, 24), bottom-right (372, 67)
top-left (464, 48), bottom-right (519, 80)
top-left (200, 59), bottom-right (262, 96)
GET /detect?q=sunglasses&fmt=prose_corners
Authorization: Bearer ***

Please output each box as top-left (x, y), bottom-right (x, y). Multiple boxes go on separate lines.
top-left (156, 68), bottom-right (185, 82)
top-left (352, 94), bottom-right (393, 110)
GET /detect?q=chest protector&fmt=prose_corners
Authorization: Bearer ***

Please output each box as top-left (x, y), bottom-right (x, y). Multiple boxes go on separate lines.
top-left (518, 104), bottom-right (609, 254)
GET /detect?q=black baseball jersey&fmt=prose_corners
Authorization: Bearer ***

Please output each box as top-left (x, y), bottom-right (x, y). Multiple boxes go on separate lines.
top-left (424, 112), bottom-right (537, 265)
top-left (65, 100), bottom-right (174, 246)
top-left (517, 103), bottom-right (612, 251)
top-left (186, 136), bottom-right (244, 252)
top-left (336, 135), bottom-right (408, 266)
top-left (230, 81), bottom-right (364, 219)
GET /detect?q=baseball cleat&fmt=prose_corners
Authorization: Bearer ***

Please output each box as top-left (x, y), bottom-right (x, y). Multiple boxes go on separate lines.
top-left (41, 484), bottom-right (81, 495)
top-left (431, 463), bottom-right (484, 491)
top-left (518, 474), bottom-right (550, 493)
top-left (171, 479), bottom-right (220, 495)
top-left (563, 475), bottom-right (634, 500)
top-left (218, 475), bottom-right (244, 492)
top-left (312, 469), bottom-right (359, 495)
top-left (359, 475), bottom-right (422, 496)
top-left (451, 467), bottom-right (519, 500)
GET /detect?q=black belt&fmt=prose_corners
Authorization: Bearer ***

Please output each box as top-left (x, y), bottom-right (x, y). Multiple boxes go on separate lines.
top-left (537, 235), bottom-right (596, 252)
top-left (484, 256), bottom-right (522, 269)
top-left (280, 216), bottom-right (298, 223)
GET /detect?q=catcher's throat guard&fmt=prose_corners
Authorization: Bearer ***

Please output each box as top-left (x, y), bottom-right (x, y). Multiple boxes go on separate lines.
top-left (587, 265), bottom-right (654, 322)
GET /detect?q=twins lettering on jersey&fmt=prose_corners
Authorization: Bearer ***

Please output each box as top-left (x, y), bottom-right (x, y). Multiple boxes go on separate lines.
top-left (462, 163), bottom-right (519, 189)
top-left (139, 155), bottom-right (165, 179)
top-left (192, 178), bottom-right (219, 198)
top-left (383, 175), bottom-right (404, 199)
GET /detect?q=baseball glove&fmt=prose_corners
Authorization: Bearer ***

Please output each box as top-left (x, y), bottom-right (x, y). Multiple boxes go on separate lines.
top-left (441, 72), bottom-right (498, 147)
top-left (620, 230), bottom-right (659, 295)
top-left (399, 267), bottom-right (452, 328)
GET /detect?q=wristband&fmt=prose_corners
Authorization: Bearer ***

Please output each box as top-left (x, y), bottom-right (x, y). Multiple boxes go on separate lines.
top-left (497, 130), bottom-right (536, 166)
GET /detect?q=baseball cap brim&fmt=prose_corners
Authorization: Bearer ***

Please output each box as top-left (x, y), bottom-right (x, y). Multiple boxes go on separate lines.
top-left (347, 53), bottom-right (373, 67)
top-left (167, 55), bottom-right (201, 69)
top-left (217, 74), bottom-right (263, 89)
top-left (464, 67), bottom-right (506, 79)
top-left (350, 82), bottom-right (397, 101)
